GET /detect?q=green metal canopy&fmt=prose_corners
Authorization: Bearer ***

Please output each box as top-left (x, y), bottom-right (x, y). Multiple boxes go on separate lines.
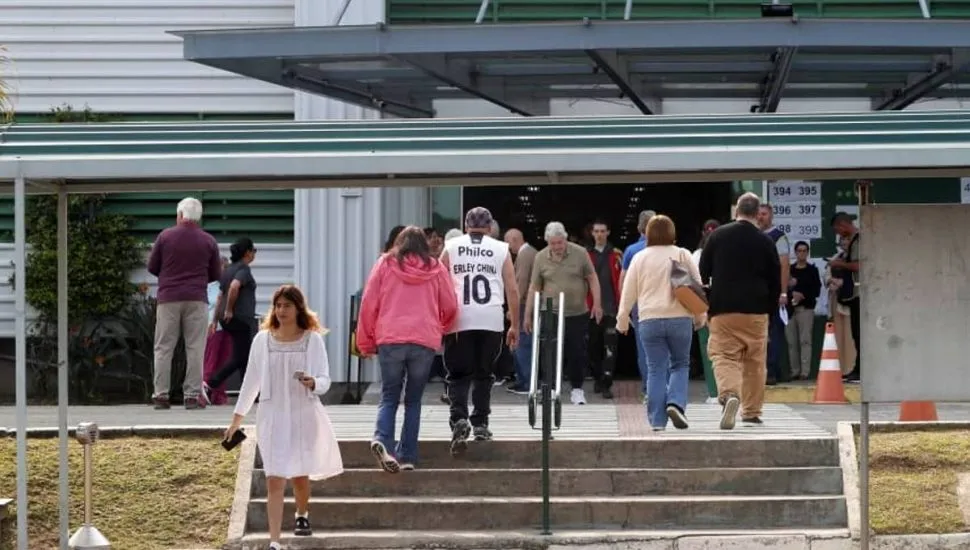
top-left (1, 110), bottom-right (969, 194)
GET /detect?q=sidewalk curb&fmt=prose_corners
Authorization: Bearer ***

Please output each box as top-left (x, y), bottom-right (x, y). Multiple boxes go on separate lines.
top-left (0, 425), bottom-right (231, 438)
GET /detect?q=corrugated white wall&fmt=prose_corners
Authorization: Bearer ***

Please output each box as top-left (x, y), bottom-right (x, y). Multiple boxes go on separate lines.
top-left (0, 243), bottom-right (294, 336)
top-left (293, 0), bottom-right (431, 383)
top-left (1, 0), bottom-right (294, 114)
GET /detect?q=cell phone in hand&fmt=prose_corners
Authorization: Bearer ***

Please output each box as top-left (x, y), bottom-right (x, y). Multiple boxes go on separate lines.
top-left (222, 429), bottom-right (246, 451)
top-left (293, 370), bottom-right (306, 381)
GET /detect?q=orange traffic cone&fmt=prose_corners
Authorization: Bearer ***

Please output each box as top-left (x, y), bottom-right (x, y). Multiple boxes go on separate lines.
top-left (813, 322), bottom-right (848, 404)
top-left (899, 401), bottom-right (938, 421)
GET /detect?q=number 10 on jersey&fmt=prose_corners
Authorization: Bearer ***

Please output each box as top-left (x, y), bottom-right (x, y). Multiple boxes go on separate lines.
top-left (463, 274), bottom-right (492, 305)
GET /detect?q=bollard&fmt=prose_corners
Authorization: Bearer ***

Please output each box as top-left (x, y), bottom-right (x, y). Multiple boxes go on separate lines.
top-left (68, 422), bottom-right (111, 550)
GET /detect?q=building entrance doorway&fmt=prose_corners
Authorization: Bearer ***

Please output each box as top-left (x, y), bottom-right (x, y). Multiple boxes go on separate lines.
top-left (462, 181), bottom-right (734, 380)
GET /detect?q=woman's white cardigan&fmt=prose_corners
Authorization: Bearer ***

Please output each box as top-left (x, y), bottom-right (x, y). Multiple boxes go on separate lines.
top-left (233, 330), bottom-right (333, 417)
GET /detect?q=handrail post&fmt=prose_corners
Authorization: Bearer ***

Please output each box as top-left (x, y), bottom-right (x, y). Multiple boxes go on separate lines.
top-left (539, 296), bottom-right (556, 535)
top-left (527, 291), bottom-right (542, 428)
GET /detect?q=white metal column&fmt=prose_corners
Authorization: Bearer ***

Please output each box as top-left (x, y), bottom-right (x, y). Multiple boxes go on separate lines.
top-left (14, 173), bottom-right (27, 550)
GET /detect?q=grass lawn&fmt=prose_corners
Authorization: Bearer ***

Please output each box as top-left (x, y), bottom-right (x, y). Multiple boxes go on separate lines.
top-left (764, 384), bottom-right (861, 403)
top-left (0, 435), bottom-right (239, 550)
top-left (867, 430), bottom-right (970, 535)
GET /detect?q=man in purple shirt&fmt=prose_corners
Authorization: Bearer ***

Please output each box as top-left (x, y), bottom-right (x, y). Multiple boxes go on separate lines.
top-left (147, 197), bottom-right (222, 409)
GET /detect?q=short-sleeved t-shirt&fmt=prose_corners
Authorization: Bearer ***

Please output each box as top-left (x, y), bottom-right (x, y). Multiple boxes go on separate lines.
top-left (220, 261), bottom-right (257, 324)
top-left (531, 241), bottom-right (594, 317)
top-left (621, 236), bottom-right (647, 271)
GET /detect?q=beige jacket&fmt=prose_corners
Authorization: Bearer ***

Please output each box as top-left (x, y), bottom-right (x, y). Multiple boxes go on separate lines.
top-left (514, 243), bottom-right (537, 305)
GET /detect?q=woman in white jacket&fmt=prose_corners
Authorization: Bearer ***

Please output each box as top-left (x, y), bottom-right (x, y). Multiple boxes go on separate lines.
top-left (224, 284), bottom-right (343, 550)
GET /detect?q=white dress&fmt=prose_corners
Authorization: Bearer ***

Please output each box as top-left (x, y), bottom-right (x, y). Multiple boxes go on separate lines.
top-left (234, 330), bottom-right (344, 480)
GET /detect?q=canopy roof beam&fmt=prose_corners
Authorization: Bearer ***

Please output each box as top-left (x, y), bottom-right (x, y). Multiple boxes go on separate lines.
top-left (873, 50), bottom-right (970, 110)
top-left (756, 47), bottom-right (796, 113)
top-left (585, 49), bottom-right (660, 115)
top-left (395, 54), bottom-right (536, 116)
top-left (284, 66), bottom-right (434, 118)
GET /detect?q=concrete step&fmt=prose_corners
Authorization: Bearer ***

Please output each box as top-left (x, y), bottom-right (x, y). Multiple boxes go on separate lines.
top-left (245, 495), bottom-right (848, 531)
top-left (236, 528), bottom-right (853, 550)
top-left (255, 438), bottom-right (840, 469)
top-left (249, 466), bottom-right (844, 497)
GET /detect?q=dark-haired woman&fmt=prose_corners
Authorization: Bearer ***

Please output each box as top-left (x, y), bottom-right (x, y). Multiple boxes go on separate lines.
top-left (225, 284), bottom-right (343, 550)
top-left (204, 237), bottom-right (258, 402)
top-left (357, 226), bottom-right (458, 472)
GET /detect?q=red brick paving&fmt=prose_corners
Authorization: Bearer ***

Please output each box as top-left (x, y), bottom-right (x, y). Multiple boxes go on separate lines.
top-left (612, 381), bottom-right (652, 436)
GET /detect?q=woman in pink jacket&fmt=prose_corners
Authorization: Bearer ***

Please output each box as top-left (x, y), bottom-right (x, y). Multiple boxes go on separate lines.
top-left (357, 226), bottom-right (458, 473)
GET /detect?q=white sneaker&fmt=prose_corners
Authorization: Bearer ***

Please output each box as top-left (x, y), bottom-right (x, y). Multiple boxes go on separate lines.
top-left (570, 388), bottom-right (586, 405)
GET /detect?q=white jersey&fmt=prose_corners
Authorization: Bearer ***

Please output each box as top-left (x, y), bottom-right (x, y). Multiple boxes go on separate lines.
top-left (444, 233), bottom-right (509, 333)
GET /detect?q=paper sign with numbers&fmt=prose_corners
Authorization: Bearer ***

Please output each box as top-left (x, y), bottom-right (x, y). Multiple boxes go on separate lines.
top-left (961, 177), bottom-right (970, 204)
top-left (771, 202), bottom-right (821, 218)
top-left (773, 219), bottom-right (823, 240)
top-left (768, 181), bottom-right (822, 203)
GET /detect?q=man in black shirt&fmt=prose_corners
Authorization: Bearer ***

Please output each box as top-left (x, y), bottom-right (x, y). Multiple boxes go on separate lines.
top-left (699, 193), bottom-right (781, 430)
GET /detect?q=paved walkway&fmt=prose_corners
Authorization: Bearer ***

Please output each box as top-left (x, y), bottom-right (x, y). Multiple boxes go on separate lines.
top-left (3, 381), bottom-right (969, 436)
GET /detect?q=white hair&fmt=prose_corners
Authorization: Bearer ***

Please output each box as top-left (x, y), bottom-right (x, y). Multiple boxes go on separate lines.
top-left (177, 197), bottom-right (203, 222)
top-left (444, 228), bottom-right (463, 241)
top-left (544, 221), bottom-right (568, 241)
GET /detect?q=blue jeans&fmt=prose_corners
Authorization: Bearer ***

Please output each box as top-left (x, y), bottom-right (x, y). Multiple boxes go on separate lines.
top-left (638, 317), bottom-right (693, 428)
top-left (630, 310), bottom-right (648, 394)
top-left (373, 343), bottom-right (435, 464)
top-left (512, 304), bottom-right (534, 391)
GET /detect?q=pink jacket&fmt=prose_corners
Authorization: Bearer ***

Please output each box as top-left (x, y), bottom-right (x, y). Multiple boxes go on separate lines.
top-left (356, 253), bottom-right (458, 355)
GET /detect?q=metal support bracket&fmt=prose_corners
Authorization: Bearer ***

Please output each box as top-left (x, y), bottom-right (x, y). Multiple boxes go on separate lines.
top-left (585, 49), bottom-right (659, 115)
top-left (283, 66), bottom-right (434, 118)
top-left (757, 47), bottom-right (796, 113)
top-left (874, 62), bottom-right (954, 111)
top-left (394, 54), bottom-right (536, 116)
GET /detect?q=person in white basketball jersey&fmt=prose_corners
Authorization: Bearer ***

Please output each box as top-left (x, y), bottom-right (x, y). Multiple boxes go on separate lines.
top-left (439, 207), bottom-right (519, 453)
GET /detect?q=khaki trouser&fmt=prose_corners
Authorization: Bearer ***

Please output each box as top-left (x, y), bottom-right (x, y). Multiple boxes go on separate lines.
top-left (786, 306), bottom-right (816, 378)
top-left (833, 309), bottom-right (857, 375)
top-left (708, 313), bottom-right (769, 419)
top-left (153, 301), bottom-right (208, 399)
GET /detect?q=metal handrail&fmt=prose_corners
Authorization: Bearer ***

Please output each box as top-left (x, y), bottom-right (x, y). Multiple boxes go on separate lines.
top-left (528, 290), bottom-right (541, 399)
top-left (552, 292), bottom-right (564, 401)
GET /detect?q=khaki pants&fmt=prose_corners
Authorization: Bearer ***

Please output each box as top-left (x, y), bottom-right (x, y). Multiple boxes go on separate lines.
top-left (786, 306), bottom-right (816, 378)
top-left (708, 313), bottom-right (768, 419)
top-left (833, 308), bottom-right (857, 375)
top-left (153, 301), bottom-right (208, 399)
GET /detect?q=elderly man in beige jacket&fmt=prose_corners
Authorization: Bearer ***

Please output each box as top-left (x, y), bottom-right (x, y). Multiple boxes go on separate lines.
top-left (504, 228), bottom-right (537, 394)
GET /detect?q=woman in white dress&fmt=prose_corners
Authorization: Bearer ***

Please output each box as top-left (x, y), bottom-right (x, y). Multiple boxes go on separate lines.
top-left (225, 284), bottom-right (343, 550)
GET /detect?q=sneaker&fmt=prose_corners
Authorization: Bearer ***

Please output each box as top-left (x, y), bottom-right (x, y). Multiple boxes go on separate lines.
top-left (450, 419), bottom-right (471, 456)
top-left (651, 426), bottom-right (666, 432)
top-left (742, 416), bottom-right (764, 426)
top-left (570, 388), bottom-right (586, 405)
top-left (294, 515), bottom-right (312, 536)
top-left (493, 376), bottom-right (511, 387)
top-left (268, 543), bottom-right (282, 550)
top-left (506, 386), bottom-right (529, 396)
top-left (666, 405), bottom-right (689, 430)
top-left (152, 396), bottom-right (170, 410)
top-left (473, 426), bottom-right (493, 441)
top-left (184, 397), bottom-right (205, 410)
top-left (369, 441), bottom-right (401, 474)
top-left (400, 463), bottom-right (415, 471)
top-left (720, 395), bottom-right (740, 430)
top-left (439, 392), bottom-right (452, 405)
